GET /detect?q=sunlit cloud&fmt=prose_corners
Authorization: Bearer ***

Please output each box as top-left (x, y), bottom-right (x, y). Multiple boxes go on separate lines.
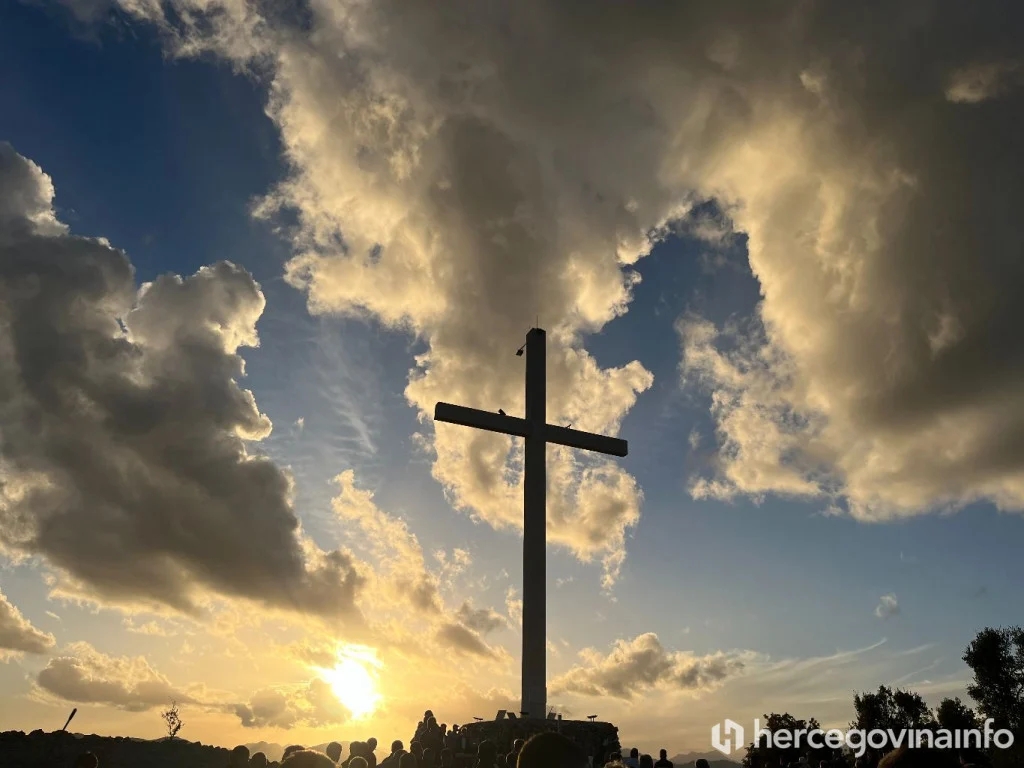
top-left (34, 642), bottom-right (195, 712)
top-left (0, 589), bottom-right (56, 659)
top-left (550, 633), bottom-right (747, 700)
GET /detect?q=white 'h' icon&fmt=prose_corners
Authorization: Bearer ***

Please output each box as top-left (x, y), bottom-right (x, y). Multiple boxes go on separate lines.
top-left (711, 719), bottom-right (745, 756)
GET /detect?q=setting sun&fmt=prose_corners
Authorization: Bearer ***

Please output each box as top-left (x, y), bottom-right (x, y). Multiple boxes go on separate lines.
top-left (318, 646), bottom-right (382, 719)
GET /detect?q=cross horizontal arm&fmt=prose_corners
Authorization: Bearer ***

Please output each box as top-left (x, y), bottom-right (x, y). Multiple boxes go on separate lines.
top-left (544, 424), bottom-right (628, 457)
top-left (434, 402), bottom-right (532, 438)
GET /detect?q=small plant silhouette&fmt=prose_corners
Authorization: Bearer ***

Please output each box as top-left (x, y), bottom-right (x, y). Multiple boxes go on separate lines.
top-left (161, 700), bottom-right (184, 740)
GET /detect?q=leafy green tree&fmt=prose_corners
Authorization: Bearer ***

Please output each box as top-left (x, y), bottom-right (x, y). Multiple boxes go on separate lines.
top-left (935, 697), bottom-right (979, 732)
top-left (963, 626), bottom-right (1024, 732)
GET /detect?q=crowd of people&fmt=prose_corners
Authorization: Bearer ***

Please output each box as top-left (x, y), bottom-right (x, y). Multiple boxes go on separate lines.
top-left (64, 710), bottom-right (997, 768)
top-left (63, 708), bottom-right (649, 768)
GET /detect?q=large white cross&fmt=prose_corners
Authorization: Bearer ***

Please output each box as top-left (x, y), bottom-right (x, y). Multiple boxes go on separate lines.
top-left (434, 328), bottom-right (629, 719)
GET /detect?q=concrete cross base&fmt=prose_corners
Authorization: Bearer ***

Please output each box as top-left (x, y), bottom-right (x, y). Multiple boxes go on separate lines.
top-left (452, 718), bottom-right (621, 768)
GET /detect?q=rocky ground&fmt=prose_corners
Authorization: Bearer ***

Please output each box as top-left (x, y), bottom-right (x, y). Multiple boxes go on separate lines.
top-left (0, 728), bottom-right (234, 768)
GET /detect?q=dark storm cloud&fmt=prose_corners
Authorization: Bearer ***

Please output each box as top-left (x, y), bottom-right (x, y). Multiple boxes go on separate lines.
top-left (0, 142), bottom-right (365, 618)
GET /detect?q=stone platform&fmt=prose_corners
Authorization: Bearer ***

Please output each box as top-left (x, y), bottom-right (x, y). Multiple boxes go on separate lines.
top-left (447, 718), bottom-right (620, 767)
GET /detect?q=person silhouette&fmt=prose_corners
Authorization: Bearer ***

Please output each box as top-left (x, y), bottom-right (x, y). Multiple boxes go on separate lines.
top-left (231, 745), bottom-right (251, 768)
top-left (475, 740), bottom-right (500, 768)
top-left (381, 741), bottom-right (405, 768)
top-left (517, 733), bottom-right (587, 768)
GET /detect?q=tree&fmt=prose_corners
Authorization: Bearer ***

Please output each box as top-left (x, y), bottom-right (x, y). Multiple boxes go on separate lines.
top-left (741, 713), bottom-right (843, 767)
top-left (161, 700), bottom-right (184, 740)
top-left (935, 697), bottom-right (979, 732)
top-left (851, 685), bottom-right (935, 753)
top-left (963, 626), bottom-right (1024, 732)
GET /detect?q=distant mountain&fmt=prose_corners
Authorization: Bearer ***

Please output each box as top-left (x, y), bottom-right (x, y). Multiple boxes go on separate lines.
top-left (244, 740), bottom-right (346, 762)
top-left (668, 751), bottom-right (740, 768)
top-left (245, 742), bottom-right (286, 761)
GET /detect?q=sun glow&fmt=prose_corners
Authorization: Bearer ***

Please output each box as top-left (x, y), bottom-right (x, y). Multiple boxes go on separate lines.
top-left (318, 645), bottom-right (382, 719)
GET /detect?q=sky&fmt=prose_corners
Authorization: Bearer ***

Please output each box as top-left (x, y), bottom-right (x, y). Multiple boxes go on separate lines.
top-left (1, 0), bottom-right (1024, 756)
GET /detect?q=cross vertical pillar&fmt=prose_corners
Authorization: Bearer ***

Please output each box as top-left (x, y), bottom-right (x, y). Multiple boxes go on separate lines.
top-left (433, 326), bottom-right (629, 720)
top-left (522, 327), bottom-right (546, 719)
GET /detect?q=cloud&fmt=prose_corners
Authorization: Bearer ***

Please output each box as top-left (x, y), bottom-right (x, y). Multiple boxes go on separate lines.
top-left (96, 0), bottom-right (671, 588)
top-left (122, 618), bottom-right (176, 636)
top-left (0, 589), bottom-right (56, 657)
top-left (327, 471), bottom-right (514, 663)
top-left (36, 637), bottom-right (354, 729)
top-left (550, 633), bottom-right (746, 700)
top-left (70, 1), bottom-right (1024, 537)
top-left (454, 601), bottom-right (508, 635)
top-left (660, 10), bottom-right (1024, 521)
top-left (52, 0), bottom-right (159, 26)
top-left (0, 142), bottom-right (365, 620)
top-left (619, 639), bottom-right (969, 753)
top-left (435, 548), bottom-right (472, 591)
top-left (434, 622), bottom-right (502, 660)
top-left (945, 60), bottom-right (1022, 104)
top-left (674, 201), bottom-right (746, 273)
top-left (875, 594), bottom-right (900, 620)
top-left (331, 470), bottom-right (442, 614)
top-left (234, 678), bottom-right (350, 729)
top-left (505, 588), bottom-right (523, 628)
top-left (35, 641), bottom-right (191, 711)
